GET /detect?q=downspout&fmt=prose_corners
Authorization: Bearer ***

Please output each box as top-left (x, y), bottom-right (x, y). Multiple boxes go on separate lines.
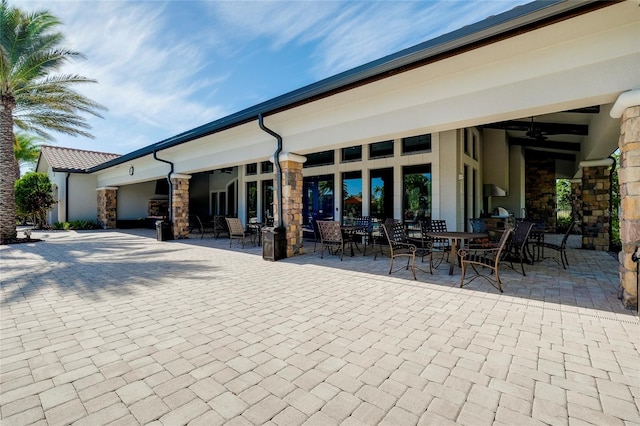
top-left (153, 150), bottom-right (174, 222)
top-left (65, 172), bottom-right (70, 222)
top-left (258, 114), bottom-right (282, 228)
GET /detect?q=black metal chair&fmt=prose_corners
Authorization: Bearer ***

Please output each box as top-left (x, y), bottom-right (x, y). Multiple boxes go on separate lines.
top-left (352, 216), bottom-right (373, 256)
top-left (536, 220), bottom-right (577, 269)
top-left (459, 228), bottom-right (513, 293)
top-left (426, 219), bottom-right (450, 268)
top-left (191, 215), bottom-right (215, 239)
top-left (376, 222), bottom-right (432, 279)
top-left (502, 221), bottom-right (535, 275)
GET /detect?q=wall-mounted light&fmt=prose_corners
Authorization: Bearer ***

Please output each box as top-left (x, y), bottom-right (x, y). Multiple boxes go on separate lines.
top-left (129, 166), bottom-right (134, 176)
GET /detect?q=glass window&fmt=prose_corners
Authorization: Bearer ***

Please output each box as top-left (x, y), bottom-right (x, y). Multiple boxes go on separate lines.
top-left (341, 146), bottom-right (362, 163)
top-left (403, 164), bottom-right (432, 222)
top-left (342, 171), bottom-right (362, 224)
top-left (304, 150), bottom-right (335, 168)
top-left (246, 163), bottom-right (257, 175)
top-left (261, 161), bottom-right (273, 174)
top-left (246, 181), bottom-right (257, 220)
top-left (370, 168), bottom-right (394, 220)
top-left (369, 140), bottom-right (394, 159)
top-left (402, 134), bottom-right (431, 154)
top-left (262, 180), bottom-right (274, 222)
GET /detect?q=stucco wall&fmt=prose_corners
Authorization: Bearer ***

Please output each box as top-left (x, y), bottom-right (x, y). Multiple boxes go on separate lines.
top-left (68, 174), bottom-right (100, 221)
top-left (117, 181), bottom-right (157, 219)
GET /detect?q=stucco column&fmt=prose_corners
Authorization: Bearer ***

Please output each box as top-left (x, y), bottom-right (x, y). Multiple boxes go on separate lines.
top-left (611, 90), bottom-right (640, 310)
top-left (275, 153), bottom-right (306, 257)
top-left (171, 174), bottom-right (191, 239)
top-left (96, 187), bottom-right (118, 229)
top-left (580, 160), bottom-right (612, 251)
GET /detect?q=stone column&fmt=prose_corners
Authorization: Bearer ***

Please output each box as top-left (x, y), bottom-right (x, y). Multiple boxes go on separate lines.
top-left (170, 174), bottom-right (191, 239)
top-left (97, 187), bottom-right (118, 229)
top-left (570, 178), bottom-right (582, 224)
top-left (525, 153), bottom-right (556, 230)
top-left (580, 161), bottom-right (612, 251)
top-left (276, 153), bottom-right (306, 257)
top-left (611, 90), bottom-right (640, 310)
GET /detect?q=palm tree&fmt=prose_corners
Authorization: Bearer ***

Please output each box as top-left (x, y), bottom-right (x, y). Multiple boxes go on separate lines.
top-left (0, 0), bottom-right (105, 242)
top-left (14, 131), bottom-right (42, 178)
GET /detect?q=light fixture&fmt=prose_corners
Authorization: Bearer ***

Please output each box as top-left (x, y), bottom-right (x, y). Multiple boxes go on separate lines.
top-left (525, 117), bottom-right (547, 141)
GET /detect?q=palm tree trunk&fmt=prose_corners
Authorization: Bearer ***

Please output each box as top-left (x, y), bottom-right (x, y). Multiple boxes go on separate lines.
top-left (0, 96), bottom-right (18, 243)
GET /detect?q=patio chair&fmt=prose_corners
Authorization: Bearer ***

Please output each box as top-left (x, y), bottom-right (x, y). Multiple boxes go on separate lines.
top-left (427, 219), bottom-right (451, 268)
top-left (459, 227), bottom-right (513, 293)
top-left (536, 220), bottom-right (576, 269)
top-left (193, 215), bottom-right (215, 239)
top-left (502, 221), bottom-right (535, 275)
top-left (317, 220), bottom-right (345, 260)
top-left (352, 216), bottom-right (373, 256)
top-left (303, 216), bottom-right (320, 252)
top-left (377, 221), bottom-right (432, 279)
top-left (468, 218), bottom-right (493, 247)
top-left (224, 217), bottom-right (250, 248)
top-left (213, 216), bottom-right (229, 238)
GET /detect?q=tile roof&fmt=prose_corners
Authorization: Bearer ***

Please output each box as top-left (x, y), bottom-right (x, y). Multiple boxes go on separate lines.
top-left (39, 145), bottom-right (121, 172)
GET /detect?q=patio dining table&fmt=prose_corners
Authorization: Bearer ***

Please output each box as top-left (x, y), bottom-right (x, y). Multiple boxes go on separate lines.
top-left (341, 225), bottom-right (368, 257)
top-left (426, 231), bottom-right (488, 275)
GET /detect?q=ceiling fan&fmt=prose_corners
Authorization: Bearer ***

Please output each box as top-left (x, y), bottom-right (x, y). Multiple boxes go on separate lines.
top-left (525, 117), bottom-right (547, 141)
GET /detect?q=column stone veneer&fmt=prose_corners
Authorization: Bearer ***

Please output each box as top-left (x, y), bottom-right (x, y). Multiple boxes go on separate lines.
top-left (614, 98), bottom-right (640, 310)
top-left (171, 174), bottom-right (191, 239)
top-left (97, 187), bottom-right (117, 229)
top-left (581, 164), bottom-right (611, 251)
top-left (276, 153), bottom-right (306, 257)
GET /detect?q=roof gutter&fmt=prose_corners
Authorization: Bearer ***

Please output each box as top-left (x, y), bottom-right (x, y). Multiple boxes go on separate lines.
top-left (153, 150), bottom-right (173, 222)
top-left (86, 0), bottom-right (611, 174)
top-left (258, 114), bottom-right (282, 228)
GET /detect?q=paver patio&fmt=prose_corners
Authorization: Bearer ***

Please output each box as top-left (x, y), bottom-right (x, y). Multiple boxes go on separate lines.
top-left (1, 228), bottom-right (638, 425)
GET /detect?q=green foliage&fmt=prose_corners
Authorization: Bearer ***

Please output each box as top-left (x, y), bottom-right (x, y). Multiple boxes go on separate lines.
top-left (14, 131), bottom-right (42, 175)
top-left (52, 220), bottom-right (99, 230)
top-left (14, 172), bottom-right (56, 227)
top-left (611, 151), bottom-right (620, 246)
top-left (556, 179), bottom-right (572, 211)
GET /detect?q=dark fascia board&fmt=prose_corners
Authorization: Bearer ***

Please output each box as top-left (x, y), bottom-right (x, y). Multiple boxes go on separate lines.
top-left (88, 0), bottom-right (609, 173)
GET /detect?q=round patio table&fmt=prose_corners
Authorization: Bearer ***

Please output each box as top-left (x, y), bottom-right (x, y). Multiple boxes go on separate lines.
top-left (426, 231), bottom-right (488, 275)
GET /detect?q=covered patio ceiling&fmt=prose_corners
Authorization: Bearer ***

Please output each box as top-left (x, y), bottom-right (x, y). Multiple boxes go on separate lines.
top-left (481, 103), bottom-right (620, 167)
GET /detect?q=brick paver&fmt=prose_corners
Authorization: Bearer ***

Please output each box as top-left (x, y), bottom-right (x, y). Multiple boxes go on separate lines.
top-left (1, 229), bottom-right (638, 425)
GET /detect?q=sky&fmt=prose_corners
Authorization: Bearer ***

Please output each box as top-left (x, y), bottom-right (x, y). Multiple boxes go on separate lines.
top-left (16, 0), bottom-right (529, 158)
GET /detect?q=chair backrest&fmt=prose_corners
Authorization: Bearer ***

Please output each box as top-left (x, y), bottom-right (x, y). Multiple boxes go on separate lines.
top-left (512, 221), bottom-right (534, 248)
top-left (469, 218), bottom-right (487, 233)
top-left (430, 220), bottom-right (448, 233)
top-left (317, 221), bottom-right (343, 243)
top-left (494, 227), bottom-right (514, 263)
top-left (353, 216), bottom-right (373, 232)
top-left (310, 217), bottom-right (320, 236)
top-left (382, 222), bottom-right (410, 247)
top-left (225, 217), bottom-right (244, 235)
top-left (559, 220), bottom-right (577, 248)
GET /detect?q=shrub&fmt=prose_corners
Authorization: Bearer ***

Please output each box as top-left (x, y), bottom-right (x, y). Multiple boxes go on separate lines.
top-left (52, 220), bottom-right (99, 230)
top-left (15, 173), bottom-right (56, 228)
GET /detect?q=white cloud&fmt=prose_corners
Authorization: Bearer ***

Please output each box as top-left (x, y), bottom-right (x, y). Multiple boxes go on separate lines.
top-left (12, 0), bottom-right (528, 154)
top-left (15, 0), bottom-right (231, 152)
